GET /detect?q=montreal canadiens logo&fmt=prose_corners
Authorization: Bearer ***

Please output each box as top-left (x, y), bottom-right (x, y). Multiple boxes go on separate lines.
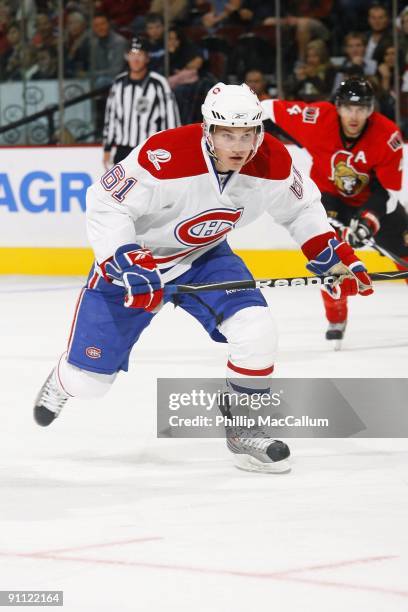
top-left (86, 346), bottom-right (102, 359)
top-left (147, 148), bottom-right (171, 170)
top-left (175, 208), bottom-right (243, 246)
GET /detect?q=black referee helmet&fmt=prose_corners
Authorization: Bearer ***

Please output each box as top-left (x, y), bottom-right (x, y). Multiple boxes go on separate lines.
top-left (128, 36), bottom-right (149, 54)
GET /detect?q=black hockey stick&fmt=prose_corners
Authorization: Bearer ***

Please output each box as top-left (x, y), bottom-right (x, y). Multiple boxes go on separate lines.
top-left (164, 270), bottom-right (408, 296)
top-left (329, 218), bottom-right (408, 269)
top-left (263, 118), bottom-right (304, 148)
top-left (359, 236), bottom-right (408, 269)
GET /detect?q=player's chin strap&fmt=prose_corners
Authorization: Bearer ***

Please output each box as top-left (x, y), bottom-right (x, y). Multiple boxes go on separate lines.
top-left (163, 270), bottom-right (408, 297)
top-left (329, 217), bottom-right (408, 270)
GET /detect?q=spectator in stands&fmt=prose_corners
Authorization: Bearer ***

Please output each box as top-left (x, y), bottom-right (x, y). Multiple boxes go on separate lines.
top-left (399, 6), bottom-right (408, 65)
top-left (199, 0), bottom-right (242, 32)
top-left (244, 68), bottom-right (270, 100)
top-left (285, 39), bottom-right (335, 101)
top-left (332, 32), bottom-right (377, 91)
top-left (31, 12), bottom-right (57, 51)
top-left (64, 11), bottom-right (90, 78)
top-left (91, 13), bottom-right (127, 87)
top-left (167, 26), bottom-right (205, 122)
top-left (0, 2), bottom-right (11, 59)
top-left (377, 44), bottom-right (397, 88)
top-left (343, 32), bottom-right (377, 76)
top-left (2, 21), bottom-right (39, 81)
top-left (168, 26), bottom-right (204, 75)
top-left (144, 12), bottom-right (165, 73)
top-left (237, 0), bottom-right (275, 25)
top-left (31, 45), bottom-right (57, 79)
top-left (149, 0), bottom-right (189, 25)
top-left (263, 3), bottom-right (330, 63)
top-left (97, 0), bottom-right (150, 37)
top-left (1, 21), bottom-right (34, 80)
top-left (375, 44), bottom-right (398, 120)
top-left (364, 3), bottom-right (393, 64)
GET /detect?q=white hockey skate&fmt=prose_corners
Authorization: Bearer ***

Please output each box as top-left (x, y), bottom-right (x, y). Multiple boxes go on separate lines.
top-left (225, 425), bottom-right (291, 473)
top-left (325, 321), bottom-right (347, 351)
top-left (34, 369), bottom-right (69, 426)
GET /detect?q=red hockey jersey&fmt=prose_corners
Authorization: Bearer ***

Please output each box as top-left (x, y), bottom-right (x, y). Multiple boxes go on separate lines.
top-left (261, 100), bottom-right (403, 210)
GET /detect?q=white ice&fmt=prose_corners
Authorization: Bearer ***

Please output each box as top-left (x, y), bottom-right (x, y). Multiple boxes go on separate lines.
top-left (1, 276), bottom-right (408, 611)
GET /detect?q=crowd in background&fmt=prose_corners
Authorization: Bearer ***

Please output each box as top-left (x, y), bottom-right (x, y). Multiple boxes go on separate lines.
top-left (0, 0), bottom-right (407, 136)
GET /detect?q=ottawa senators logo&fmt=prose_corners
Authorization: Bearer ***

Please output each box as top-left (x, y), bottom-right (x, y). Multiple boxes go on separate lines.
top-left (330, 150), bottom-right (369, 197)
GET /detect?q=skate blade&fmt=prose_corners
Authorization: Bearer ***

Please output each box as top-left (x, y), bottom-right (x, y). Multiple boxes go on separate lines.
top-left (334, 339), bottom-right (342, 351)
top-left (232, 454), bottom-right (291, 474)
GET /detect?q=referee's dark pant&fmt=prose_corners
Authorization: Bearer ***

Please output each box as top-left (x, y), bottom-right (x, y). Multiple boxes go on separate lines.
top-left (113, 146), bottom-right (134, 164)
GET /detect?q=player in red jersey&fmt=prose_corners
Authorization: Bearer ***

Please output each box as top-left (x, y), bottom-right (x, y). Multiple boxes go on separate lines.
top-left (262, 77), bottom-right (407, 346)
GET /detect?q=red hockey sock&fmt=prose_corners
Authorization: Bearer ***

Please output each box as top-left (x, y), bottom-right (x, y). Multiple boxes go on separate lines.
top-left (321, 289), bottom-right (348, 323)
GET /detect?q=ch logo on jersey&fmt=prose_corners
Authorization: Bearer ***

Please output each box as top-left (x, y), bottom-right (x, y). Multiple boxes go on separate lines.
top-left (86, 346), bottom-right (102, 359)
top-left (175, 208), bottom-right (243, 246)
top-left (147, 148), bottom-right (172, 170)
top-left (330, 150), bottom-right (369, 197)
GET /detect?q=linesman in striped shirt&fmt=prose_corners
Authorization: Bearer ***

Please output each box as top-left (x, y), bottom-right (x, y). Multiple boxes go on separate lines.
top-left (103, 37), bottom-right (180, 169)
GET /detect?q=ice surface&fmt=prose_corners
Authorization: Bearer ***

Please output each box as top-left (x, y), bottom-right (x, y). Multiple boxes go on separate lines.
top-left (1, 276), bottom-right (407, 611)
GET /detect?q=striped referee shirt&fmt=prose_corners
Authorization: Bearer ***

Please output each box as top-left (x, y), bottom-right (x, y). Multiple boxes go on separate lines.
top-left (103, 70), bottom-right (180, 151)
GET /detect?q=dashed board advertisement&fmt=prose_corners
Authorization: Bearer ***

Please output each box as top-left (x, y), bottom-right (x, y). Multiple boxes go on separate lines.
top-left (0, 144), bottom-right (407, 275)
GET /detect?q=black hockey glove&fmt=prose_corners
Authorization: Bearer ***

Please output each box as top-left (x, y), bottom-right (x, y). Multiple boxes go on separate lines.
top-left (341, 211), bottom-right (381, 249)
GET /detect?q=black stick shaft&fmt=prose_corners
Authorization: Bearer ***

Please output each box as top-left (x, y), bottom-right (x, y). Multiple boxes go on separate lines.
top-left (164, 270), bottom-right (408, 296)
top-left (263, 118), bottom-right (304, 148)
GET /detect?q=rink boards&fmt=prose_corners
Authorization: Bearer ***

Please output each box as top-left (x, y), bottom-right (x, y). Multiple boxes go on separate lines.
top-left (0, 144), bottom-right (407, 276)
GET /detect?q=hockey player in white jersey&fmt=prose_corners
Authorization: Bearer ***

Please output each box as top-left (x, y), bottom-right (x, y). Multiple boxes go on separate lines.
top-left (34, 83), bottom-right (373, 473)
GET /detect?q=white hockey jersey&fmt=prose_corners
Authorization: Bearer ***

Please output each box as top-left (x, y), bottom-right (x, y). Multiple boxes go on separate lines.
top-left (86, 123), bottom-right (334, 283)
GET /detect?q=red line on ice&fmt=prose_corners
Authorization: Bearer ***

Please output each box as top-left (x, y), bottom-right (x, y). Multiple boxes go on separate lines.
top-left (0, 550), bottom-right (406, 598)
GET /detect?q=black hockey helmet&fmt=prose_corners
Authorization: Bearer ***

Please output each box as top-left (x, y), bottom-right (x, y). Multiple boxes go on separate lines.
top-left (335, 77), bottom-right (375, 110)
